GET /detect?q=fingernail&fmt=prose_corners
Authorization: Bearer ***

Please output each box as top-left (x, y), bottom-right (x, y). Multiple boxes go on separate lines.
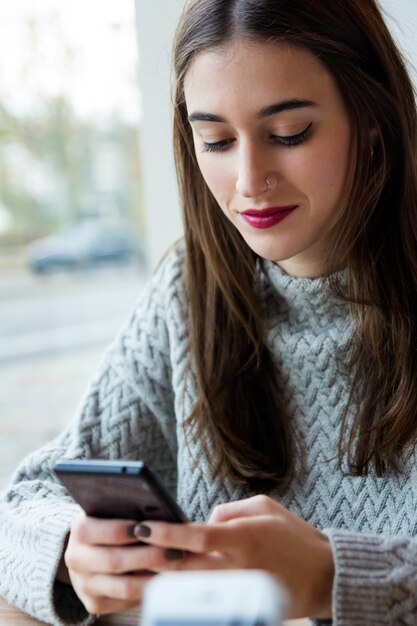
top-left (164, 548), bottom-right (183, 561)
top-left (127, 524), bottom-right (137, 538)
top-left (133, 524), bottom-right (152, 538)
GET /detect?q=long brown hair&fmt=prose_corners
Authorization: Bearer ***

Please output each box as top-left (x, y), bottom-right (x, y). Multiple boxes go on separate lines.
top-left (172, 0), bottom-right (417, 488)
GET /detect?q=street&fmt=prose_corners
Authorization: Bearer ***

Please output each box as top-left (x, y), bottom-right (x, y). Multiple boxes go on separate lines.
top-left (0, 264), bottom-right (148, 487)
top-left (0, 263), bottom-right (148, 361)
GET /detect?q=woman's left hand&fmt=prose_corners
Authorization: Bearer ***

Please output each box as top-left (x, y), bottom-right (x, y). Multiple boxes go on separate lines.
top-left (133, 495), bottom-right (334, 620)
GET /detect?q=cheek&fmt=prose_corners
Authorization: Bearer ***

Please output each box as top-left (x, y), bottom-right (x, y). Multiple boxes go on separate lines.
top-left (299, 131), bottom-right (352, 208)
top-left (196, 155), bottom-right (233, 206)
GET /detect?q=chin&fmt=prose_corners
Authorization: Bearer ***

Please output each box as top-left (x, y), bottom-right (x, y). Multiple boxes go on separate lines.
top-left (241, 234), bottom-right (300, 264)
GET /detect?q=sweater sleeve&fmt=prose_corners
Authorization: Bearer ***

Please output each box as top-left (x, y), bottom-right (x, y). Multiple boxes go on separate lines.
top-left (0, 247), bottom-right (185, 626)
top-left (322, 528), bottom-right (417, 625)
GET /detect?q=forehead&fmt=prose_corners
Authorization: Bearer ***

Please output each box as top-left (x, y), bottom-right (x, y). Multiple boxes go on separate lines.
top-left (184, 40), bottom-right (340, 114)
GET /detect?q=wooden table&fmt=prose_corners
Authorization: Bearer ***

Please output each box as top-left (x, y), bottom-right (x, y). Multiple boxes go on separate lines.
top-left (0, 597), bottom-right (137, 625)
top-left (0, 596), bottom-right (309, 626)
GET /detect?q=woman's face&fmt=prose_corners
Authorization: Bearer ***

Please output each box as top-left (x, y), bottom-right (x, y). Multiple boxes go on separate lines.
top-left (184, 40), bottom-right (354, 277)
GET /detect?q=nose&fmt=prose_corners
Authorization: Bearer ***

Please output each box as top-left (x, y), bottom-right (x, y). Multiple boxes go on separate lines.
top-left (235, 140), bottom-right (272, 198)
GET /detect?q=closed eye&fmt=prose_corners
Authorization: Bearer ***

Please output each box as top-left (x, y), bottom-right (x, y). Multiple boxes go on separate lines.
top-left (201, 122), bottom-right (313, 153)
top-left (270, 122), bottom-right (313, 147)
top-left (201, 138), bottom-right (233, 153)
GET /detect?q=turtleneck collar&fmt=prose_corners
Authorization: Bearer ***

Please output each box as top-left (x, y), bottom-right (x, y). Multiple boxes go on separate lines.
top-left (259, 258), bottom-right (349, 321)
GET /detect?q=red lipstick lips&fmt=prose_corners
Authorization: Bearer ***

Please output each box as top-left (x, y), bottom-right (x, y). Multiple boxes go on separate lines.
top-left (240, 205), bottom-right (297, 229)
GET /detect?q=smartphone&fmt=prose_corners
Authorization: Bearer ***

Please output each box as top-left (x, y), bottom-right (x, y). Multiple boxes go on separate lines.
top-left (142, 570), bottom-right (286, 626)
top-left (53, 459), bottom-right (187, 523)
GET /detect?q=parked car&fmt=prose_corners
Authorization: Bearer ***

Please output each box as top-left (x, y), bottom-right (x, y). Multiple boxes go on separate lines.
top-left (27, 221), bottom-right (138, 273)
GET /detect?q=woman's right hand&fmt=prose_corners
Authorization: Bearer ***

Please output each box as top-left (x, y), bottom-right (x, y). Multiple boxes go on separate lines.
top-left (63, 511), bottom-right (154, 615)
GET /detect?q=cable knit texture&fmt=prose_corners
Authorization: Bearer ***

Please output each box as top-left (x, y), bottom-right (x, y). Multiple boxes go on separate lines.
top-left (1, 243), bottom-right (417, 625)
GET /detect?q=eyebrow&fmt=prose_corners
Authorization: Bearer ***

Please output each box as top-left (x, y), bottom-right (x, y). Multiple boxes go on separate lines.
top-left (187, 99), bottom-right (316, 123)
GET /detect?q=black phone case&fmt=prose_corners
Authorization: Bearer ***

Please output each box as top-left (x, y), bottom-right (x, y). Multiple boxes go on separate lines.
top-left (54, 460), bottom-right (187, 523)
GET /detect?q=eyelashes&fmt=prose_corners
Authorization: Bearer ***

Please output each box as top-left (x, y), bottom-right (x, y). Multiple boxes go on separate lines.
top-left (202, 139), bottom-right (231, 153)
top-left (202, 139), bottom-right (231, 152)
top-left (201, 122), bottom-right (313, 153)
top-left (270, 121), bottom-right (313, 147)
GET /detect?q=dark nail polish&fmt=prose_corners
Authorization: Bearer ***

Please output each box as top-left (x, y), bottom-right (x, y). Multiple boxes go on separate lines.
top-left (165, 548), bottom-right (183, 561)
top-left (133, 524), bottom-right (152, 538)
top-left (127, 524), bottom-right (138, 538)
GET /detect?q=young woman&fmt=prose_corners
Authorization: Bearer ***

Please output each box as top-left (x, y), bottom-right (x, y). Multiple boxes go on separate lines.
top-left (1, 0), bottom-right (417, 624)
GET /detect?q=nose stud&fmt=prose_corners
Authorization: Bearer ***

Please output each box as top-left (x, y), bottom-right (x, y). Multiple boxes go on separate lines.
top-left (264, 178), bottom-right (271, 192)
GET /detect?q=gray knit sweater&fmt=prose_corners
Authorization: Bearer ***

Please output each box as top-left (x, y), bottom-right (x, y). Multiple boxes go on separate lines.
top-left (1, 244), bottom-right (417, 626)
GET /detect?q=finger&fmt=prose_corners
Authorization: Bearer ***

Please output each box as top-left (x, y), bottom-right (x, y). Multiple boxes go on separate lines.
top-left (71, 511), bottom-right (143, 546)
top-left (67, 542), bottom-right (189, 575)
top-left (81, 572), bottom-right (152, 606)
top-left (132, 521), bottom-right (243, 554)
top-left (209, 495), bottom-right (280, 523)
top-left (130, 547), bottom-right (237, 574)
top-left (75, 586), bottom-right (141, 617)
top-left (162, 551), bottom-right (232, 572)
top-left (88, 598), bottom-right (139, 616)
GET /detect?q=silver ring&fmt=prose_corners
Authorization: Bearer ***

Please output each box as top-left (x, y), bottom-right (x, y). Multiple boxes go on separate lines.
top-left (264, 178), bottom-right (271, 192)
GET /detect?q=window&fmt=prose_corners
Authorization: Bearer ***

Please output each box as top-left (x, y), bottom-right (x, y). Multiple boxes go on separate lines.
top-left (0, 0), bottom-right (146, 487)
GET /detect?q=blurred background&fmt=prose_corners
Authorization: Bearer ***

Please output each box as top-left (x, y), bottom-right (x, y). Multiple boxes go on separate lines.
top-left (0, 0), bottom-right (184, 487)
top-left (0, 0), bottom-right (416, 488)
